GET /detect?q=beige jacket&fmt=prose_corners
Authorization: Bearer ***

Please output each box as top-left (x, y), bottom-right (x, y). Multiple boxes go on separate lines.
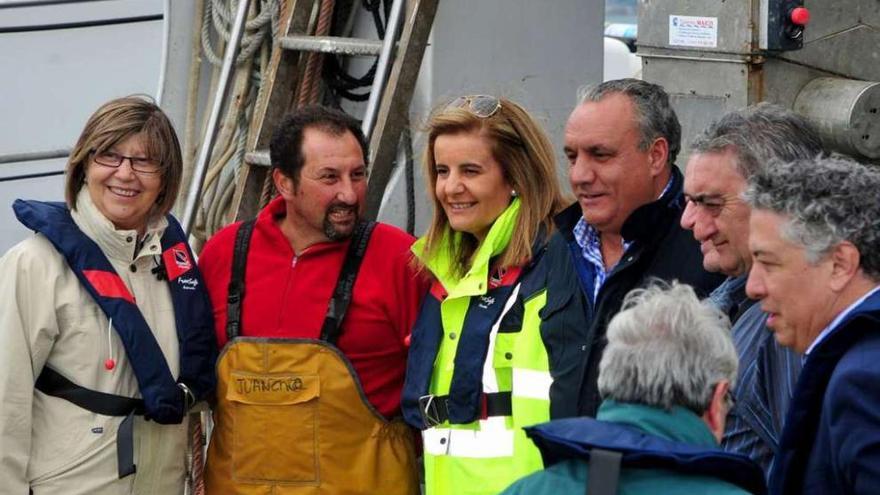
top-left (0, 190), bottom-right (187, 495)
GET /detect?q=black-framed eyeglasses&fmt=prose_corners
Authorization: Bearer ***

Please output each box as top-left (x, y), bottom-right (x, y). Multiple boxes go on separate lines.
top-left (92, 150), bottom-right (162, 175)
top-left (447, 95), bottom-right (502, 118)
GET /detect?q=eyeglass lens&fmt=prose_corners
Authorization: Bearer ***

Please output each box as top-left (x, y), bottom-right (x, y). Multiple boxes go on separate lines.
top-left (94, 151), bottom-right (160, 174)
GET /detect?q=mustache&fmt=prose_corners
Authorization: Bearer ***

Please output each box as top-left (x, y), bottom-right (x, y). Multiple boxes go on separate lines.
top-left (326, 202), bottom-right (358, 214)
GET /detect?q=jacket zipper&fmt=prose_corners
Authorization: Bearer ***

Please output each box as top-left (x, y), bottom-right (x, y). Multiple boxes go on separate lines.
top-left (276, 254), bottom-right (298, 328)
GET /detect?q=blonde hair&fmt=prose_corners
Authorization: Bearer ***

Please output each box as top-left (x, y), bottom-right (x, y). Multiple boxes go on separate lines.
top-left (65, 95), bottom-right (183, 220)
top-left (420, 97), bottom-right (567, 276)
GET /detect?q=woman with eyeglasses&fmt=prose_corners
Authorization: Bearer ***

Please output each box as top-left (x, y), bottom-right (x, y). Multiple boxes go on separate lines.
top-left (401, 95), bottom-right (568, 495)
top-left (0, 96), bottom-right (216, 494)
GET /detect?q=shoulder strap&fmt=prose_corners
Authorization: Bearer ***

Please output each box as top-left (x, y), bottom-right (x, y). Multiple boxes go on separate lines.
top-left (226, 219), bottom-right (256, 341)
top-left (320, 220), bottom-right (377, 345)
top-left (587, 448), bottom-right (622, 495)
top-left (525, 416), bottom-right (767, 495)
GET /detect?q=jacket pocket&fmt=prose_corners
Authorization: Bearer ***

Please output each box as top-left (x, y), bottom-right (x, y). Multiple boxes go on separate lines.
top-left (228, 371), bottom-right (320, 483)
top-left (537, 288), bottom-right (575, 363)
top-left (538, 288), bottom-right (573, 321)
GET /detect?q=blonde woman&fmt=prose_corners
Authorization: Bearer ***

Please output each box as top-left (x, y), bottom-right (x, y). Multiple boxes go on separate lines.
top-left (401, 95), bottom-right (567, 495)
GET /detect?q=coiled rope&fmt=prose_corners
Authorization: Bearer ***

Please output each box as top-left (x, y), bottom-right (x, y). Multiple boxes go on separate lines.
top-left (186, 0), bottom-right (279, 243)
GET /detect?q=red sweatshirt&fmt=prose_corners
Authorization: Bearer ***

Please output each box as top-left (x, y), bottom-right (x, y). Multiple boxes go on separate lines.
top-left (199, 196), bottom-right (428, 418)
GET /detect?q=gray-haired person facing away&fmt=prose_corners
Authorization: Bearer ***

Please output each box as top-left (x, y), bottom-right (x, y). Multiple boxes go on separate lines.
top-left (501, 282), bottom-right (765, 495)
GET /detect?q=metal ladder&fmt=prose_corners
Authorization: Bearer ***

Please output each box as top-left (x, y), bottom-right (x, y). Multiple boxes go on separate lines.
top-left (230, 0), bottom-right (438, 221)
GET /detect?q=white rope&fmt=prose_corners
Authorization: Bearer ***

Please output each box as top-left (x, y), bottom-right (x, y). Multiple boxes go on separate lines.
top-left (201, 0), bottom-right (278, 67)
top-left (190, 0), bottom-right (279, 241)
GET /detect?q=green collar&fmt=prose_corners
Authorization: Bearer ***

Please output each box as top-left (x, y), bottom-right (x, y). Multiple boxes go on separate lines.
top-left (597, 400), bottom-right (718, 448)
top-left (413, 199), bottom-right (521, 298)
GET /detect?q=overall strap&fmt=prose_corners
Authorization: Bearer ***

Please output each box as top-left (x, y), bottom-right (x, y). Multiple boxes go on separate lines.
top-left (320, 221), bottom-right (377, 345)
top-left (226, 219), bottom-right (256, 341)
top-left (225, 219), bottom-right (375, 345)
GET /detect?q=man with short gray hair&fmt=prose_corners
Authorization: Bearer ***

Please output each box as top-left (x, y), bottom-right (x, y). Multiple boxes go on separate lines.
top-left (745, 156), bottom-right (880, 494)
top-left (541, 78), bottom-right (723, 419)
top-left (680, 102), bottom-right (823, 472)
top-left (501, 282), bottom-right (763, 494)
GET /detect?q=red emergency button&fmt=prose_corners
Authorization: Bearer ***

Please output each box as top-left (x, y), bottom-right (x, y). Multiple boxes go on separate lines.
top-left (790, 6), bottom-right (810, 26)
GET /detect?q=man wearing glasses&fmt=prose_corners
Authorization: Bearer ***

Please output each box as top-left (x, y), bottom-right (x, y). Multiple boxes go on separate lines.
top-left (680, 103), bottom-right (823, 475)
top-left (540, 78), bottom-right (724, 419)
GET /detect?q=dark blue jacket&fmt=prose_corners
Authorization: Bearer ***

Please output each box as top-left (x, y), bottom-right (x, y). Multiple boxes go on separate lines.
top-left (540, 167), bottom-right (725, 418)
top-left (770, 289), bottom-right (880, 494)
top-left (501, 400), bottom-right (765, 495)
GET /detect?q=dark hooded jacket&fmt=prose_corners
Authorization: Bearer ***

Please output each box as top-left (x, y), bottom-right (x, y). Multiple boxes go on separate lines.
top-left (539, 166), bottom-right (725, 418)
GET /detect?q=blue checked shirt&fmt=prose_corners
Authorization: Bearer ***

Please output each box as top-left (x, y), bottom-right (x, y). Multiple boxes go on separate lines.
top-left (572, 178), bottom-right (673, 302)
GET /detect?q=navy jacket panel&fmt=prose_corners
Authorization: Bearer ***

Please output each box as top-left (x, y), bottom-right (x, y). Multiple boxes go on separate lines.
top-left (502, 401), bottom-right (763, 495)
top-left (771, 290), bottom-right (880, 494)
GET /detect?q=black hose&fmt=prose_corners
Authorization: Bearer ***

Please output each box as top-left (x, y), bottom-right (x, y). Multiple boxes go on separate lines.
top-left (324, 0), bottom-right (388, 103)
top-left (403, 126), bottom-right (415, 235)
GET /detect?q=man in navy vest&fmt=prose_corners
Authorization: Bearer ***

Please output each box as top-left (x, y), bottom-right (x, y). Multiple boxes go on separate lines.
top-left (501, 282), bottom-right (763, 494)
top-left (745, 156), bottom-right (880, 494)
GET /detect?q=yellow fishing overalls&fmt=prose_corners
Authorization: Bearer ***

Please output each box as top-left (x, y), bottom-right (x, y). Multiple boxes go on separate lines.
top-left (204, 220), bottom-right (419, 494)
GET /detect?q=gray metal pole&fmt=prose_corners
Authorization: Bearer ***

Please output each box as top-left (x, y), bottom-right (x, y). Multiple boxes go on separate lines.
top-left (181, 0), bottom-right (251, 235)
top-left (361, 0), bottom-right (405, 141)
top-left (0, 148), bottom-right (69, 164)
top-left (280, 35), bottom-right (384, 56)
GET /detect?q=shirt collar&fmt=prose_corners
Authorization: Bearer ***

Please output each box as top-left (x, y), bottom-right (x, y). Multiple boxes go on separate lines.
top-left (805, 284), bottom-right (880, 356)
top-left (572, 174), bottom-right (674, 279)
top-left (71, 188), bottom-right (167, 262)
top-left (597, 399), bottom-right (718, 448)
top-left (413, 198), bottom-right (520, 297)
top-left (708, 275), bottom-right (749, 315)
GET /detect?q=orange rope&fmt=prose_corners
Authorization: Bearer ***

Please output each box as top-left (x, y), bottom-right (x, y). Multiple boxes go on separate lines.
top-left (191, 417), bottom-right (206, 495)
top-left (297, 0), bottom-right (335, 105)
top-left (260, 0), bottom-right (337, 208)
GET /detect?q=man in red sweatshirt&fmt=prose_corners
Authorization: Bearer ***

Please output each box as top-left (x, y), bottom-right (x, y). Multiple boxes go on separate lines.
top-left (200, 104), bottom-right (427, 494)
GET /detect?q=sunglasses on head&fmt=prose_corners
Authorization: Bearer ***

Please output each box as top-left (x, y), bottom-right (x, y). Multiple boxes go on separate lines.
top-left (447, 95), bottom-right (502, 118)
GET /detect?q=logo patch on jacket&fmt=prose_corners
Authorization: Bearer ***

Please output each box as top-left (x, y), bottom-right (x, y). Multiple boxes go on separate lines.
top-left (162, 242), bottom-right (193, 281)
top-left (478, 295), bottom-right (495, 308)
